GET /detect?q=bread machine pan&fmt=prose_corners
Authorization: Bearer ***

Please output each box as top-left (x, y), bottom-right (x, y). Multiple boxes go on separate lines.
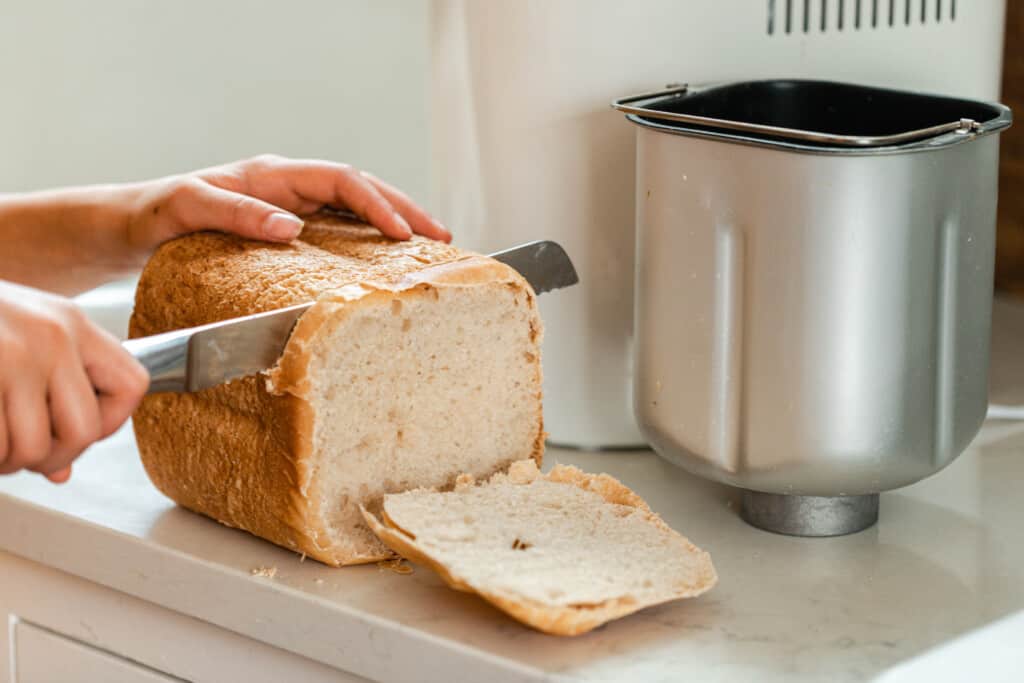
top-left (614, 79), bottom-right (1012, 536)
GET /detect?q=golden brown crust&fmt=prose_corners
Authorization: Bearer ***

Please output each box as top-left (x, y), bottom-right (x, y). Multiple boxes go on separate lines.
top-left (363, 463), bottom-right (717, 635)
top-left (130, 213), bottom-right (544, 566)
top-left (130, 215), bottom-right (465, 333)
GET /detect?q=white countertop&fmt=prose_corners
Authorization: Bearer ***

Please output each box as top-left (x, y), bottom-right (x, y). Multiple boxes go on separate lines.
top-left (0, 299), bottom-right (1023, 682)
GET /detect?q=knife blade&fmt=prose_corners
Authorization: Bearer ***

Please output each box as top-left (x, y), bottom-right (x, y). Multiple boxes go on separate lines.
top-left (122, 240), bottom-right (578, 394)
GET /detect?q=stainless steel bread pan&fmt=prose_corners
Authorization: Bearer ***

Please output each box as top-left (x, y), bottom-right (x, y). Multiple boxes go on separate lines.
top-left (615, 79), bottom-right (1011, 535)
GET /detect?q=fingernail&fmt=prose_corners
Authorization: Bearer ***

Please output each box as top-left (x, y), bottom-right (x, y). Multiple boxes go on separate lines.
top-left (265, 212), bottom-right (304, 241)
top-left (393, 212), bottom-right (413, 239)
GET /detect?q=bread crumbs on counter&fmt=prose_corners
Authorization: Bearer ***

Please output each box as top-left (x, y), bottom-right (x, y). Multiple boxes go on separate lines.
top-left (377, 558), bottom-right (414, 575)
top-left (250, 566), bottom-right (278, 578)
top-left (314, 578), bottom-right (324, 585)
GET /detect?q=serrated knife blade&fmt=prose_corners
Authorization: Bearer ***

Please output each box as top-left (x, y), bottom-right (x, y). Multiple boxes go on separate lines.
top-left (122, 240), bottom-right (578, 394)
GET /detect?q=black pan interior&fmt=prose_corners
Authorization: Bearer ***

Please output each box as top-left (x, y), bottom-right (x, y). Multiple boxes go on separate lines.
top-left (644, 80), bottom-right (1002, 137)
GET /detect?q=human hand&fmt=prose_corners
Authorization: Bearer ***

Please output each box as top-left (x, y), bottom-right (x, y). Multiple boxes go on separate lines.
top-left (0, 281), bottom-right (149, 483)
top-left (0, 154), bottom-right (449, 297)
top-left (122, 154), bottom-right (450, 254)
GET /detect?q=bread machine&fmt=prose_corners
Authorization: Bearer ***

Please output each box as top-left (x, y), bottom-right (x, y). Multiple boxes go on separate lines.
top-left (431, 1), bottom-right (1011, 534)
top-left (430, 0), bottom-right (1006, 449)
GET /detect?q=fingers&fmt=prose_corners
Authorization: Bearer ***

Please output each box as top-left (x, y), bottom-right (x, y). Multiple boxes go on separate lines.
top-left (264, 159), bottom-right (415, 240)
top-left (224, 156), bottom-right (452, 241)
top-left (361, 172), bottom-right (452, 243)
top-left (29, 361), bottom-right (101, 477)
top-left (139, 156), bottom-right (452, 250)
top-left (0, 382), bottom-right (51, 475)
top-left (336, 170), bottom-right (415, 240)
top-left (0, 285), bottom-right (147, 483)
top-left (165, 179), bottom-right (305, 243)
top-left (79, 325), bottom-right (149, 439)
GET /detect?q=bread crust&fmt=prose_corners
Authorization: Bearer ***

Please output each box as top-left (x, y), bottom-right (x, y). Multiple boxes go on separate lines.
top-left (130, 214), bottom-right (544, 566)
top-left (361, 463), bottom-right (717, 636)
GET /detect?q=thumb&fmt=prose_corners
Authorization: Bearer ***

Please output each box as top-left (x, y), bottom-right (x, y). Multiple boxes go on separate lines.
top-left (169, 181), bottom-right (304, 243)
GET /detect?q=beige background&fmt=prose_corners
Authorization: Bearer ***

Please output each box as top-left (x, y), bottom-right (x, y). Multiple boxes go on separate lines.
top-left (0, 1), bottom-right (431, 202)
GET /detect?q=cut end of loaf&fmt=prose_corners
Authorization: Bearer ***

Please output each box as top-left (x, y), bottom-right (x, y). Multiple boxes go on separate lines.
top-left (362, 460), bottom-right (717, 635)
top-left (277, 261), bottom-right (545, 565)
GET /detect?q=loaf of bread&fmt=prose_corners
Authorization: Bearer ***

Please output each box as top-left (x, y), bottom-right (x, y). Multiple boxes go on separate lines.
top-left (129, 214), bottom-right (544, 566)
top-left (362, 459), bottom-right (717, 636)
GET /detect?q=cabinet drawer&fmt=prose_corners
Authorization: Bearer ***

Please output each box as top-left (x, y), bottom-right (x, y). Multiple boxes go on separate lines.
top-left (0, 551), bottom-right (365, 683)
top-left (15, 621), bottom-right (177, 683)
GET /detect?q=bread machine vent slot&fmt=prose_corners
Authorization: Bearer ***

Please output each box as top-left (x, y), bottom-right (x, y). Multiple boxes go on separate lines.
top-left (767, 0), bottom-right (957, 34)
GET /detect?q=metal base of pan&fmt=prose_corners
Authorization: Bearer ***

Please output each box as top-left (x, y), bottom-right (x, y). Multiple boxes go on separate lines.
top-left (741, 491), bottom-right (880, 537)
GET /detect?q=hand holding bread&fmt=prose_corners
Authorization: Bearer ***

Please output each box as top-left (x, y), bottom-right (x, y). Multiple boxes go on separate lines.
top-left (0, 156), bottom-right (447, 482)
top-left (0, 154), bottom-right (448, 296)
top-left (119, 154), bottom-right (452, 252)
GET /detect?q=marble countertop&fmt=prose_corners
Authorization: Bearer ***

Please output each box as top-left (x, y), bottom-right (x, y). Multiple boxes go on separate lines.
top-left (0, 299), bottom-right (1021, 682)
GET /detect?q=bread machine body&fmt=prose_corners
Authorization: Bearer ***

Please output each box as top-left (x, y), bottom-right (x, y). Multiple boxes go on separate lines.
top-left (618, 80), bottom-right (1012, 535)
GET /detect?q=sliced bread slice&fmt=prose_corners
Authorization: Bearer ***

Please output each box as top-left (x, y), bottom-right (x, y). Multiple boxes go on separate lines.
top-left (361, 460), bottom-right (717, 636)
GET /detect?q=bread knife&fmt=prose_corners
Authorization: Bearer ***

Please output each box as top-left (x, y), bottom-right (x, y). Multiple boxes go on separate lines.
top-left (122, 240), bottom-right (578, 394)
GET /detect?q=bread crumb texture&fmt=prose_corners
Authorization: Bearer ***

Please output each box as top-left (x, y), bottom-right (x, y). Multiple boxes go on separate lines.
top-left (363, 460), bottom-right (717, 636)
top-left (377, 558), bottom-right (414, 575)
top-left (250, 566), bottom-right (278, 578)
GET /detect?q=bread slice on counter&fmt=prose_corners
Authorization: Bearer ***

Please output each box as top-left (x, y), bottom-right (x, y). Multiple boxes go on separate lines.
top-left (362, 459), bottom-right (717, 636)
top-left (129, 214), bottom-right (544, 566)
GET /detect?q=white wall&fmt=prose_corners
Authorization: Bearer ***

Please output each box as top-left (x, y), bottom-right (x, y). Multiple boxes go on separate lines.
top-left (0, 1), bottom-right (431, 201)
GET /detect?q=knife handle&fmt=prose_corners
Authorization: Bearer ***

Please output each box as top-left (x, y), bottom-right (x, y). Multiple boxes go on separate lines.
top-left (122, 330), bottom-right (193, 394)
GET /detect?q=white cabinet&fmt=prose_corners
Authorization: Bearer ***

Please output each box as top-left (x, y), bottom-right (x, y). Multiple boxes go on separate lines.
top-left (0, 551), bottom-right (366, 683)
top-left (14, 622), bottom-right (177, 683)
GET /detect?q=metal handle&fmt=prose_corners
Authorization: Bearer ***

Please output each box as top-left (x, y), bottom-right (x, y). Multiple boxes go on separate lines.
top-left (611, 85), bottom-right (983, 148)
top-left (122, 330), bottom-right (192, 394)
